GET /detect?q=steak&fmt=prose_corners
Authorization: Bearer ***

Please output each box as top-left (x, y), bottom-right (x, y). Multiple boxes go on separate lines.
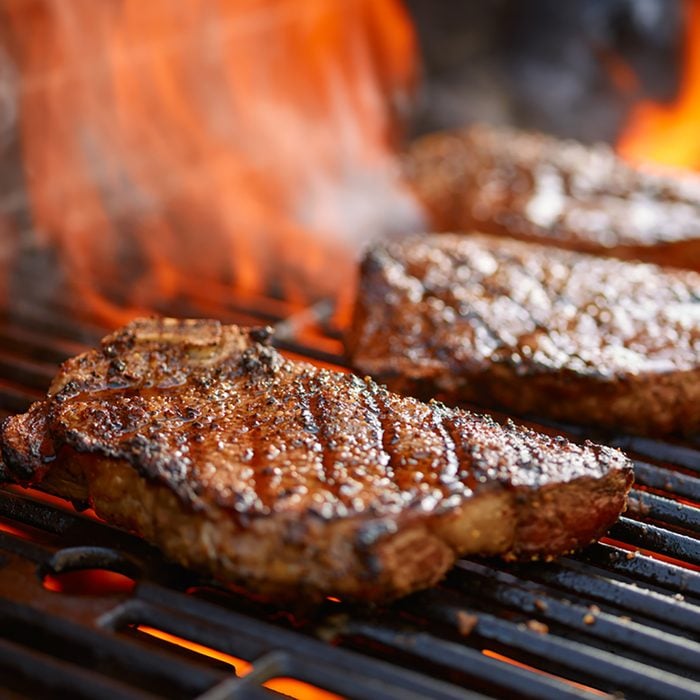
top-left (403, 123), bottom-right (700, 270)
top-left (0, 318), bottom-right (632, 602)
top-left (347, 234), bottom-right (700, 436)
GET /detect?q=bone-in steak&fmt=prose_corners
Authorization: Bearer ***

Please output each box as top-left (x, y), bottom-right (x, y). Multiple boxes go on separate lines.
top-left (1, 318), bottom-right (632, 601)
top-left (347, 234), bottom-right (700, 436)
top-left (403, 123), bottom-right (700, 270)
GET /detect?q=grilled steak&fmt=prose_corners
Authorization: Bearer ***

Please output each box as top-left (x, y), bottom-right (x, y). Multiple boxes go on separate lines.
top-left (348, 234), bottom-right (700, 436)
top-left (0, 318), bottom-right (632, 601)
top-left (403, 123), bottom-right (700, 270)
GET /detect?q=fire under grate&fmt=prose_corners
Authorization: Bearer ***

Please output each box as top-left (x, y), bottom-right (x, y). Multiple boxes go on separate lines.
top-left (0, 298), bottom-right (699, 700)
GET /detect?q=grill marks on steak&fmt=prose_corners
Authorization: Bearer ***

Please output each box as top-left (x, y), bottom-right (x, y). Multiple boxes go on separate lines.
top-left (0, 318), bottom-right (632, 601)
top-left (403, 124), bottom-right (700, 270)
top-left (348, 234), bottom-right (700, 436)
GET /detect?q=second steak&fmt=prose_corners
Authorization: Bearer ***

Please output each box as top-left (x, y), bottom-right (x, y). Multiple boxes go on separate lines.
top-left (403, 124), bottom-right (700, 270)
top-left (347, 234), bottom-right (700, 436)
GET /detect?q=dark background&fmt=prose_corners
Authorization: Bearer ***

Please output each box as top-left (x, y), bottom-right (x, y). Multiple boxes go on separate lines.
top-left (405, 0), bottom-right (682, 143)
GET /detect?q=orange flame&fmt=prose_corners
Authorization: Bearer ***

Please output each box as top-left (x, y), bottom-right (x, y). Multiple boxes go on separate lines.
top-left (3, 0), bottom-right (419, 324)
top-left (617, 0), bottom-right (700, 169)
top-left (137, 625), bottom-right (343, 700)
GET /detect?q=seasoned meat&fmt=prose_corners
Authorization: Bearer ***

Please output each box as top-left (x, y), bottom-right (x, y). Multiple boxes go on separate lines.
top-left (403, 123), bottom-right (700, 270)
top-left (0, 318), bottom-right (632, 602)
top-left (348, 234), bottom-right (700, 436)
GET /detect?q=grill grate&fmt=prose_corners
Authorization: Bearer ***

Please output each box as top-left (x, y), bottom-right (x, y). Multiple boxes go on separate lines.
top-left (0, 299), bottom-right (699, 700)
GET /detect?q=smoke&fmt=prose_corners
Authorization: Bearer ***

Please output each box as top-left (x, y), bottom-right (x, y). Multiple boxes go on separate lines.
top-left (0, 44), bottom-right (16, 153)
top-left (0, 42), bottom-right (18, 303)
top-left (2, 0), bottom-right (422, 322)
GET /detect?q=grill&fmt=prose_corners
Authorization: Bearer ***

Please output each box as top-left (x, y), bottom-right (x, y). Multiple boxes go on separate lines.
top-left (0, 295), bottom-right (699, 700)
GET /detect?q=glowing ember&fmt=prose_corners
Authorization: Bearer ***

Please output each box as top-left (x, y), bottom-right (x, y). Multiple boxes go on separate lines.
top-left (137, 626), bottom-right (343, 699)
top-left (0, 519), bottom-right (43, 542)
top-left (137, 625), bottom-right (252, 675)
top-left (2, 484), bottom-right (102, 521)
top-left (617, 0), bottom-right (700, 169)
top-left (43, 569), bottom-right (136, 595)
top-left (3, 0), bottom-right (420, 323)
top-left (0, 513), bottom-right (59, 545)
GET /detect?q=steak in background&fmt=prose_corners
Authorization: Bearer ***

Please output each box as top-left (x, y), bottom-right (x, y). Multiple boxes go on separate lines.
top-left (347, 234), bottom-right (700, 436)
top-left (403, 124), bottom-right (700, 270)
top-left (0, 318), bottom-right (632, 602)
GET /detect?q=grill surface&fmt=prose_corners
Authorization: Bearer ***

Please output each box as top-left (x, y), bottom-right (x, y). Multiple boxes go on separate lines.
top-left (0, 296), bottom-right (699, 700)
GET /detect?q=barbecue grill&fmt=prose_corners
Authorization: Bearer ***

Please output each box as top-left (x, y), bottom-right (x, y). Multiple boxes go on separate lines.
top-left (0, 294), bottom-right (698, 700)
top-left (1, 1), bottom-right (699, 695)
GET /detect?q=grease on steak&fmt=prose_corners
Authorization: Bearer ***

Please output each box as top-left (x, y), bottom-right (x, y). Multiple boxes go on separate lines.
top-left (1, 318), bottom-right (632, 601)
top-left (347, 234), bottom-right (700, 436)
top-left (403, 123), bottom-right (700, 270)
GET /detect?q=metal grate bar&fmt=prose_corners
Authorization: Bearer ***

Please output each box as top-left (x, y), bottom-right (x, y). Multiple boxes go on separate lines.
top-left (514, 560), bottom-right (700, 633)
top-left (579, 542), bottom-right (700, 597)
top-left (197, 678), bottom-right (278, 700)
top-left (0, 380), bottom-right (44, 415)
top-left (398, 600), bottom-right (700, 698)
top-left (126, 584), bottom-right (481, 700)
top-left (425, 570), bottom-right (700, 673)
top-left (0, 352), bottom-right (63, 389)
top-left (0, 599), bottom-right (224, 698)
top-left (273, 337), bottom-right (348, 368)
top-left (342, 621), bottom-right (606, 700)
top-left (0, 530), bottom-right (55, 563)
top-left (451, 559), bottom-right (700, 636)
top-left (628, 489), bottom-right (700, 533)
top-left (632, 461), bottom-right (700, 501)
top-left (611, 436), bottom-right (700, 474)
top-left (6, 303), bottom-right (107, 346)
top-left (0, 488), bottom-right (90, 536)
top-left (0, 637), bottom-right (155, 700)
top-left (0, 321), bottom-right (89, 364)
top-left (608, 517), bottom-right (700, 566)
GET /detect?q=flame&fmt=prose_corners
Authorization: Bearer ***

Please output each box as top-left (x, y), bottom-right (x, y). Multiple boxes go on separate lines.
top-left (617, 0), bottom-right (700, 168)
top-left (3, 0), bottom-right (419, 324)
top-left (137, 626), bottom-right (343, 700)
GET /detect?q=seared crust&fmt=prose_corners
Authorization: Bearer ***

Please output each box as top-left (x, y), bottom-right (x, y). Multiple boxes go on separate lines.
top-left (347, 234), bottom-right (700, 436)
top-left (1, 318), bottom-right (632, 601)
top-left (403, 124), bottom-right (700, 270)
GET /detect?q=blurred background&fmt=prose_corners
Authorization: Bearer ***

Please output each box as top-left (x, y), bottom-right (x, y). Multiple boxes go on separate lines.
top-left (407, 0), bottom-right (682, 144)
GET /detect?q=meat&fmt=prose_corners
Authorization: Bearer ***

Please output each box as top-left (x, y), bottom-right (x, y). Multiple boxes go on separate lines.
top-left (0, 317), bottom-right (632, 602)
top-left (403, 123), bottom-right (700, 270)
top-left (347, 234), bottom-right (700, 436)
